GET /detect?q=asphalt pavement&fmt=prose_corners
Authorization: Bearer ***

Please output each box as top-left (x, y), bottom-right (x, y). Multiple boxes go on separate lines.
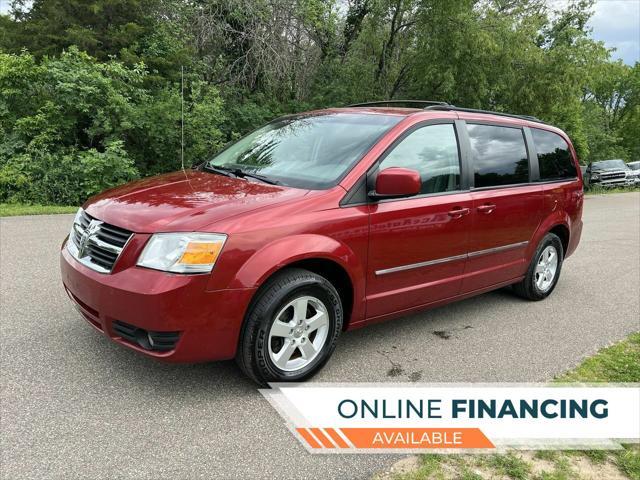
top-left (1, 192), bottom-right (639, 479)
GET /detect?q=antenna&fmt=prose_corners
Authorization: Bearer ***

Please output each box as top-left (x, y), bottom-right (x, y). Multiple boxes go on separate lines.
top-left (181, 65), bottom-right (185, 172)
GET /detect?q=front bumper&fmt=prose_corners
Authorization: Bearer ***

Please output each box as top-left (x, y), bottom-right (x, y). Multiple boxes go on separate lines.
top-left (591, 179), bottom-right (627, 187)
top-left (61, 239), bottom-right (256, 362)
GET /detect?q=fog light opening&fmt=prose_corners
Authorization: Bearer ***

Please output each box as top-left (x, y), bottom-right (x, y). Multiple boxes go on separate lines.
top-left (134, 328), bottom-right (152, 350)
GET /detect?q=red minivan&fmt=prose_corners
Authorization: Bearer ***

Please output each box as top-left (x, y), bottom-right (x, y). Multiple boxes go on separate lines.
top-left (60, 101), bottom-right (583, 384)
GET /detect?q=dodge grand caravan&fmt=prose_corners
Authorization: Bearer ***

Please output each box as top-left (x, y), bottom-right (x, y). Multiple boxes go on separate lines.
top-left (60, 100), bottom-right (584, 384)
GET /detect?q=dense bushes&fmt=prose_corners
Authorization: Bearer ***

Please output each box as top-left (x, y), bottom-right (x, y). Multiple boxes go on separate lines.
top-left (0, 141), bottom-right (137, 205)
top-left (0, 48), bottom-right (225, 204)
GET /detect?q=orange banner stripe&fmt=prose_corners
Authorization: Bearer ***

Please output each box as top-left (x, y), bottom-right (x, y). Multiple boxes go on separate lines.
top-left (340, 428), bottom-right (494, 449)
top-left (310, 428), bottom-right (335, 448)
top-left (325, 428), bottom-right (350, 449)
top-left (297, 428), bottom-right (322, 449)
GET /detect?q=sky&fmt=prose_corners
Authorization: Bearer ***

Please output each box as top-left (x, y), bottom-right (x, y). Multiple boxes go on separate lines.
top-left (588, 0), bottom-right (639, 64)
top-left (0, 0), bottom-right (638, 65)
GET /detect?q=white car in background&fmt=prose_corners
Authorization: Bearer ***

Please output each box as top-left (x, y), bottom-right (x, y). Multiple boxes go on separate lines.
top-left (628, 161), bottom-right (640, 186)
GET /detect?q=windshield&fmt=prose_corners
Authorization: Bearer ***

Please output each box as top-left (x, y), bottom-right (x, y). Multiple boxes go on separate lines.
top-left (628, 163), bottom-right (640, 171)
top-left (592, 159), bottom-right (627, 170)
top-left (206, 113), bottom-right (402, 189)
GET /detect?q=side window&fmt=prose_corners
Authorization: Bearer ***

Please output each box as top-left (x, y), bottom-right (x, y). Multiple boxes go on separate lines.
top-left (532, 128), bottom-right (577, 181)
top-left (378, 124), bottom-right (460, 194)
top-left (468, 124), bottom-right (529, 188)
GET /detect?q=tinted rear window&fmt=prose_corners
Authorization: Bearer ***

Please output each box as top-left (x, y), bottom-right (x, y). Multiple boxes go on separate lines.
top-left (532, 128), bottom-right (577, 181)
top-left (468, 124), bottom-right (529, 188)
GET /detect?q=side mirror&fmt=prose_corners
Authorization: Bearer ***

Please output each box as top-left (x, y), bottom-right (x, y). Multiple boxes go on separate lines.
top-left (370, 167), bottom-right (421, 199)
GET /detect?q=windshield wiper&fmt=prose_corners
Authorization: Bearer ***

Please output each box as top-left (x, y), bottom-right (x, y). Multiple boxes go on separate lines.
top-left (202, 163), bottom-right (281, 185)
top-left (203, 163), bottom-right (280, 185)
top-left (234, 170), bottom-right (281, 185)
top-left (202, 164), bottom-right (238, 177)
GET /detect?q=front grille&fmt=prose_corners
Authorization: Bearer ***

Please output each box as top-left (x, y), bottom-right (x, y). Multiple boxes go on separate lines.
top-left (68, 210), bottom-right (132, 273)
top-left (113, 320), bottom-right (180, 352)
top-left (600, 172), bottom-right (625, 180)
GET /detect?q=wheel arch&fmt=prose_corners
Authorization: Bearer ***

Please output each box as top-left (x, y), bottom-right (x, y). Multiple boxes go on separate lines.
top-left (548, 223), bottom-right (570, 255)
top-left (230, 234), bottom-right (364, 330)
top-left (528, 211), bottom-right (571, 261)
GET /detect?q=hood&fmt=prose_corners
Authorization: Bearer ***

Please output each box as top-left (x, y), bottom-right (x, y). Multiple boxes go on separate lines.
top-left (593, 167), bottom-right (626, 172)
top-left (84, 170), bottom-right (309, 233)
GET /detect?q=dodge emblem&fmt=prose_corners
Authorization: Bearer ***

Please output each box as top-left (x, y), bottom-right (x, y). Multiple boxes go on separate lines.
top-left (78, 219), bottom-right (102, 257)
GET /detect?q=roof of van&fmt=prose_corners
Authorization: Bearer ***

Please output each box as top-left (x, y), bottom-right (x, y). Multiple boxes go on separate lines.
top-left (324, 106), bottom-right (549, 126)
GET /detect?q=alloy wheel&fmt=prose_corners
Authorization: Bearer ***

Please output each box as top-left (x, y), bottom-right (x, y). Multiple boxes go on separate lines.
top-left (535, 245), bottom-right (558, 292)
top-left (267, 296), bottom-right (330, 372)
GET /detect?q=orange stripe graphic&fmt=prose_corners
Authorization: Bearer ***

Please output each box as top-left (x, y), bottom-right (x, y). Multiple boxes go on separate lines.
top-left (297, 428), bottom-right (322, 449)
top-left (340, 428), bottom-right (494, 449)
top-left (325, 428), bottom-right (350, 448)
top-left (310, 428), bottom-right (335, 448)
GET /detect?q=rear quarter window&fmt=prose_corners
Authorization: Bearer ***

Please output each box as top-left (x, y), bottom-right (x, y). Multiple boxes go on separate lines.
top-left (468, 124), bottom-right (529, 188)
top-left (532, 128), bottom-right (577, 181)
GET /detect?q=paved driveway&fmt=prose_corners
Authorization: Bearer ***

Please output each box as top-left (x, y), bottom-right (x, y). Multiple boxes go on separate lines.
top-left (1, 193), bottom-right (639, 479)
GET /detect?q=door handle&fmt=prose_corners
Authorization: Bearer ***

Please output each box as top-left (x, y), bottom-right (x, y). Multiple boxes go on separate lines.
top-left (477, 204), bottom-right (496, 214)
top-left (448, 207), bottom-right (470, 218)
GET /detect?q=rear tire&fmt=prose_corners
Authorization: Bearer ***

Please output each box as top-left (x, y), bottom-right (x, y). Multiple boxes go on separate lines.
top-left (513, 233), bottom-right (564, 301)
top-left (236, 268), bottom-right (343, 385)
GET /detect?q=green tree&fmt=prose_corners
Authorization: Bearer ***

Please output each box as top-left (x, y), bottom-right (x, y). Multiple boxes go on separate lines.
top-left (4, 0), bottom-right (158, 59)
top-left (0, 48), bottom-right (226, 203)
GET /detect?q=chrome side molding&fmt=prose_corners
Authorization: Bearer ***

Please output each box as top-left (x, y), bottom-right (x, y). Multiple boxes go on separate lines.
top-left (375, 241), bottom-right (529, 276)
top-left (375, 254), bottom-right (468, 276)
top-left (467, 241), bottom-right (529, 258)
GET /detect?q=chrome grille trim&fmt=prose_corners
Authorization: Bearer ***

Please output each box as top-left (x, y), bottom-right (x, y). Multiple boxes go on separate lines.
top-left (600, 172), bottom-right (625, 179)
top-left (67, 210), bottom-right (132, 273)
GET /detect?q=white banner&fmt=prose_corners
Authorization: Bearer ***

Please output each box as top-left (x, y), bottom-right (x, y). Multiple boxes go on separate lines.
top-left (260, 383), bottom-right (640, 453)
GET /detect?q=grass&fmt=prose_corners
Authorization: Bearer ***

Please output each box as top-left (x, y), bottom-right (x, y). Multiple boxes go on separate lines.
top-left (395, 455), bottom-right (444, 480)
top-left (0, 203), bottom-right (78, 217)
top-left (577, 449), bottom-right (608, 464)
top-left (534, 451), bottom-right (559, 462)
top-left (616, 445), bottom-right (640, 479)
top-left (555, 332), bottom-right (640, 383)
top-left (388, 332), bottom-right (640, 480)
top-left (459, 470), bottom-right (483, 480)
top-left (487, 453), bottom-right (531, 479)
top-left (535, 456), bottom-right (575, 480)
top-left (585, 185), bottom-right (640, 195)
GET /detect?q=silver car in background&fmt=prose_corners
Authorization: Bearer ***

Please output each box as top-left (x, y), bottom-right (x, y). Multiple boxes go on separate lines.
top-left (584, 159), bottom-right (634, 188)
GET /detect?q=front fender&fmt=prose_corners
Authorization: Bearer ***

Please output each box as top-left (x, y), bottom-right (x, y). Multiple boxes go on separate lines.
top-left (227, 234), bottom-right (366, 322)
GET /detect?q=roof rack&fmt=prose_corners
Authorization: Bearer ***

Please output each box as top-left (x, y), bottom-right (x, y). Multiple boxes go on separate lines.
top-left (347, 100), bottom-right (450, 108)
top-left (346, 100), bottom-right (545, 124)
top-left (424, 104), bottom-right (545, 124)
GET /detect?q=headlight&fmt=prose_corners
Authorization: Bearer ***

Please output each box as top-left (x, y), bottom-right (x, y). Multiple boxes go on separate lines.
top-left (137, 233), bottom-right (227, 273)
top-left (591, 173), bottom-right (600, 180)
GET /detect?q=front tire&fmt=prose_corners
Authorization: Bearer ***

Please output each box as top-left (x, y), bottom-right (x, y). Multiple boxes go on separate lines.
top-left (236, 268), bottom-right (343, 385)
top-left (513, 233), bottom-right (564, 301)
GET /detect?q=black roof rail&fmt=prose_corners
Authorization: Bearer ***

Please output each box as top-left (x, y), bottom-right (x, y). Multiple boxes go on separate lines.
top-left (347, 100), bottom-right (450, 108)
top-left (346, 100), bottom-right (546, 124)
top-left (424, 105), bottom-right (546, 124)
